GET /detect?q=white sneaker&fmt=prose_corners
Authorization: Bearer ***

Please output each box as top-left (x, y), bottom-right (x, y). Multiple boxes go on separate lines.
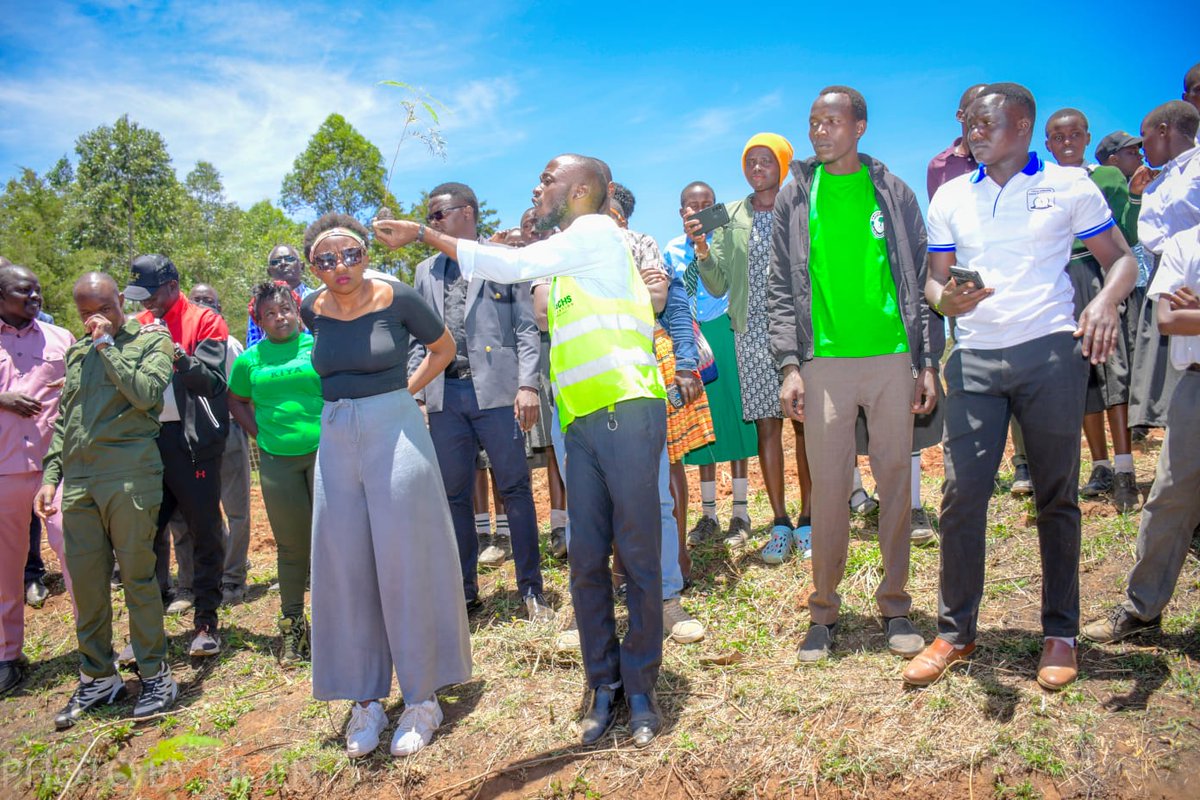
top-left (345, 701), bottom-right (388, 758)
top-left (391, 698), bottom-right (443, 757)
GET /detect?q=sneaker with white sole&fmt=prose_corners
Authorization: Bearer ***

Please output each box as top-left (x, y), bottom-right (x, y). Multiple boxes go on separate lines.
top-left (54, 673), bottom-right (126, 730)
top-left (133, 664), bottom-right (178, 718)
top-left (792, 521), bottom-right (812, 560)
top-left (166, 589), bottom-right (194, 615)
top-left (477, 534), bottom-right (507, 567)
top-left (663, 598), bottom-right (705, 643)
top-left (345, 701), bottom-right (388, 758)
top-left (391, 698), bottom-right (443, 757)
top-left (189, 624), bottom-right (222, 658)
top-left (849, 489), bottom-right (878, 515)
top-left (761, 524), bottom-right (793, 564)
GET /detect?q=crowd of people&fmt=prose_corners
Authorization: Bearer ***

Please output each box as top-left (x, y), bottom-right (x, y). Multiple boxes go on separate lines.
top-left (2, 67), bottom-right (1199, 757)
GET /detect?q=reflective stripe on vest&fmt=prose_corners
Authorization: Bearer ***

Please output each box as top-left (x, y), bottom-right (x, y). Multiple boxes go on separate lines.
top-left (548, 255), bottom-right (665, 429)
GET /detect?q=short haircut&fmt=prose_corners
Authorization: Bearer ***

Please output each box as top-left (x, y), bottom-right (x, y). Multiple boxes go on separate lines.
top-left (428, 181), bottom-right (479, 219)
top-left (679, 181), bottom-right (715, 207)
top-left (558, 154), bottom-right (609, 214)
top-left (268, 243), bottom-right (300, 263)
top-left (980, 82), bottom-right (1036, 123)
top-left (610, 182), bottom-right (635, 220)
top-left (1147, 100), bottom-right (1200, 141)
top-left (818, 85), bottom-right (867, 122)
top-left (250, 280), bottom-right (299, 322)
top-left (302, 213), bottom-right (370, 260)
top-left (1046, 107), bottom-right (1089, 133)
top-left (73, 271), bottom-right (119, 297)
top-left (1185, 62), bottom-right (1200, 92)
top-left (0, 263), bottom-right (26, 290)
top-left (958, 84), bottom-right (988, 111)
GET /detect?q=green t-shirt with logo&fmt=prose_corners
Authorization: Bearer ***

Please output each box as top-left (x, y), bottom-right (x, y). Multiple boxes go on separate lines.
top-left (228, 332), bottom-right (323, 456)
top-left (808, 164), bottom-right (909, 358)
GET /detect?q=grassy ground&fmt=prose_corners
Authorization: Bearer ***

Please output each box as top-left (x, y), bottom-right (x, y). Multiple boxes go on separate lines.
top-left (2, 429), bottom-right (1197, 799)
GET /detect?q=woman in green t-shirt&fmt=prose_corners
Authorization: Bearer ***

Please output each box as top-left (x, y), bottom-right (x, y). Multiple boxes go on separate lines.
top-left (228, 281), bottom-right (323, 665)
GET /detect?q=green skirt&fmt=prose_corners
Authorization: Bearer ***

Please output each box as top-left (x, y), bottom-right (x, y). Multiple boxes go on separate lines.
top-left (684, 314), bottom-right (759, 466)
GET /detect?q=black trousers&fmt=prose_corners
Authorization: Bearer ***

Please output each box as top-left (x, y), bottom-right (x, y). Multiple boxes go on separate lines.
top-left (24, 513), bottom-right (43, 584)
top-left (938, 332), bottom-right (1088, 643)
top-left (565, 397), bottom-right (666, 695)
top-left (153, 422), bottom-right (224, 627)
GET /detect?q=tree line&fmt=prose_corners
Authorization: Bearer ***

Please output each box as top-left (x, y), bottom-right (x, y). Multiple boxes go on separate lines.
top-left (0, 112), bottom-right (498, 341)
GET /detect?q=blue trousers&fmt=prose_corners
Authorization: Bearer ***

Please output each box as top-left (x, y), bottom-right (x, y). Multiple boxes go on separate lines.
top-left (428, 379), bottom-right (543, 601)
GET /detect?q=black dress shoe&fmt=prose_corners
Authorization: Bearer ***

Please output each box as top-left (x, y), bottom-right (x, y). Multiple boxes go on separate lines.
top-left (580, 684), bottom-right (623, 745)
top-left (627, 691), bottom-right (662, 748)
top-left (0, 659), bottom-right (25, 697)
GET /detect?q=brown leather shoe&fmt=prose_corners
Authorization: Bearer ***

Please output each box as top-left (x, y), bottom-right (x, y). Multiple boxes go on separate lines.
top-left (1036, 638), bottom-right (1078, 691)
top-left (902, 637), bottom-right (976, 686)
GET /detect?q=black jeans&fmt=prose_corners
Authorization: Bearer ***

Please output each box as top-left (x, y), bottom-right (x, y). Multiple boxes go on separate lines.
top-left (565, 397), bottom-right (666, 694)
top-left (153, 423), bottom-right (224, 627)
top-left (938, 332), bottom-right (1088, 643)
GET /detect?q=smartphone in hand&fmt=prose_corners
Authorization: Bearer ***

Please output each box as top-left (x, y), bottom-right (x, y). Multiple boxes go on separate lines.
top-left (949, 266), bottom-right (986, 289)
top-left (686, 203), bottom-right (731, 235)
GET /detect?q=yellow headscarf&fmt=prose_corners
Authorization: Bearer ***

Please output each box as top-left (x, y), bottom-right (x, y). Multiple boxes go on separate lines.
top-left (742, 132), bottom-right (794, 187)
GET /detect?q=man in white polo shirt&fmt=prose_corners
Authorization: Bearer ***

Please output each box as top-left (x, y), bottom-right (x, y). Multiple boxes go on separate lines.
top-left (902, 83), bottom-right (1138, 692)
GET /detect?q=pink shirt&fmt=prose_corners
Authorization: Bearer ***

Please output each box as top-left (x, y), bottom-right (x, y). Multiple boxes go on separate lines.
top-left (0, 318), bottom-right (75, 475)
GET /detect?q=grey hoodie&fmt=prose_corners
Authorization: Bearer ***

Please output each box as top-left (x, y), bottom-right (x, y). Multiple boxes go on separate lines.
top-left (768, 153), bottom-right (942, 375)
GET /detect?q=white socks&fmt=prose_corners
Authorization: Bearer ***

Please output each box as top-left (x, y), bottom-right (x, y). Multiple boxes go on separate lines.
top-left (701, 480), bottom-right (717, 520)
top-left (474, 513), bottom-right (490, 536)
top-left (1114, 454), bottom-right (1134, 474)
top-left (550, 509), bottom-right (568, 530)
top-left (1093, 459), bottom-right (1112, 471)
top-left (495, 514), bottom-right (509, 537)
top-left (732, 477), bottom-right (749, 522)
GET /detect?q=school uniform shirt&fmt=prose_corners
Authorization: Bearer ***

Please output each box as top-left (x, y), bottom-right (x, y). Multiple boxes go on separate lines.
top-left (1147, 227), bottom-right (1200, 370)
top-left (927, 152), bottom-right (1113, 351)
top-left (1138, 145), bottom-right (1200, 256)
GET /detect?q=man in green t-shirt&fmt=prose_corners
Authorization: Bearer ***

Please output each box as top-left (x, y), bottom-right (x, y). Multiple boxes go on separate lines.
top-left (770, 86), bottom-right (940, 663)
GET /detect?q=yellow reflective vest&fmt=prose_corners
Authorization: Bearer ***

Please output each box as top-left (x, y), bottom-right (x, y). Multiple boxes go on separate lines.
top-left (547, 254), bottom-right (665, 430)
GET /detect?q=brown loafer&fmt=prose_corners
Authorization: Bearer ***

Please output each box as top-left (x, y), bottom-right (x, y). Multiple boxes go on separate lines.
top-left (1036, 638), bottom-right (1077, 691)
top-left (902, 637), bottom-right (976, 686)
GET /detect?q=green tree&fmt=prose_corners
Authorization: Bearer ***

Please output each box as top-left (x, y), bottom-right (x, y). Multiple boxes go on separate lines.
top-left (69, 114), bottom-right (178, 267)
top-left (0, 167), bottom-right (75, 326)
top-left (280, 113), bottom-right (386, 221)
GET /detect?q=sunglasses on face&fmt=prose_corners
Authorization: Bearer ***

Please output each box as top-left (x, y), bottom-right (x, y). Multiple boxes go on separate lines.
top-left (269, 255), bottom-right (299, 268)
top-left (426, 204), bottom-right (469, 223)
top-left (311, 246), bottom-right (365, 272)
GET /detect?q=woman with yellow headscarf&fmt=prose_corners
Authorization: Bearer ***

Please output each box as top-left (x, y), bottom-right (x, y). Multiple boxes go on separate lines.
top-left (693, 132), bottom-right (814, 563)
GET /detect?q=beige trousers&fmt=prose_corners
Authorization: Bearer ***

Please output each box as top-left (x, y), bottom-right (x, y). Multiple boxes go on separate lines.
top-left (802, 353), bottom-right (915, 624)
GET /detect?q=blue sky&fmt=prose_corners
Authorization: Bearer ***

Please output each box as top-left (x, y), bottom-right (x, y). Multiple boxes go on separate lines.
top-left (1, 1), bottom-right (1197, 249)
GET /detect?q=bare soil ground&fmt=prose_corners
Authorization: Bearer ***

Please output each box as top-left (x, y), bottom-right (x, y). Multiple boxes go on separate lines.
top-left (2, 428), bottom-right (1197, 800)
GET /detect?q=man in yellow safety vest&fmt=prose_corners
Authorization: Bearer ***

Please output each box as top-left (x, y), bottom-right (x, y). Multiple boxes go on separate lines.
top-left (373, 154), bottom-right (669, 748)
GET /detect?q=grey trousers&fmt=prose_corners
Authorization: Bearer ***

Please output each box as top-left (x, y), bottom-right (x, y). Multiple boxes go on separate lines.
top-left (939, 332), bottom-right (1088, 643)
top-left (166, 422), bottom-right (252, 591)
top-left (1123, 370), bottom-right (1200, 621)
top-left (565, 397), bottom-right (666, 695)
top-left (310, 389), bottom-right (472, 703)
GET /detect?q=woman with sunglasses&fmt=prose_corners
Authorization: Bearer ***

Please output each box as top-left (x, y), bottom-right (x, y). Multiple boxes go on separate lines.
top-left (246, 245), bottom-right (315, 347)
top-left (298, 213), bottom-right (471, 760)
top-left (227, 282), bottom-right (320, 666)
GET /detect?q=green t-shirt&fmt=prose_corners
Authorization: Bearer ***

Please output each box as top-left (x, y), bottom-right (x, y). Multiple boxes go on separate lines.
top-left (228, 332), bottom-right (323, 456)
top-left (808, 164), bottom-right (909, 359)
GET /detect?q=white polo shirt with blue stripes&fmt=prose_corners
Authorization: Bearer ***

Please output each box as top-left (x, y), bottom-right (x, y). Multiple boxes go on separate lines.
top-left (927, 152), bottom-right (1114, 350)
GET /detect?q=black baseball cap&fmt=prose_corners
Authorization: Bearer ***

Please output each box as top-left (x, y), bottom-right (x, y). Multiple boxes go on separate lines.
top-left (1095, 131), bottom-right (1142, 165)
top-left (125, 254), bottom-right (179, 301)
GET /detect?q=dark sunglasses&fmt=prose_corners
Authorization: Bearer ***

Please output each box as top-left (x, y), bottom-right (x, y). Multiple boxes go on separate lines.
top-left (311, 246), bottom-right (365, 272)
top-left (426, 204), bottom-right (469, 223)
top-left (269, 255), bottom-right (300, 268)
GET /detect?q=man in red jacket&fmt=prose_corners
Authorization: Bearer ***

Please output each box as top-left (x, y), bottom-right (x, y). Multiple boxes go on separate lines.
top-left (127, 255), bottom-right (230, 657)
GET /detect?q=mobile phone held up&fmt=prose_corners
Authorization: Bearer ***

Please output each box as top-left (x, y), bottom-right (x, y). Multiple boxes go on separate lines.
top-left (948, 266), bottom-right (986, 289)
top-left (686, 203), bottom-right (731, 236)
